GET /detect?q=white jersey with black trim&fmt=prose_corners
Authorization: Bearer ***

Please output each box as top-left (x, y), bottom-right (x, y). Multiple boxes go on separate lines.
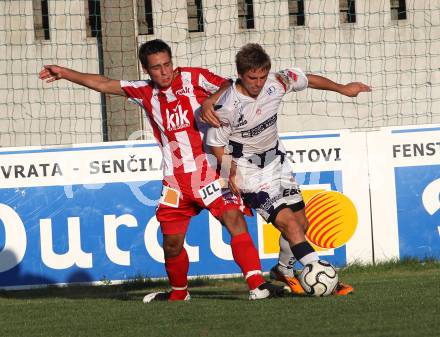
top-left (205, 68), bottom-right (308, 167)
top-left (205, 68), bottom-right (308, 221)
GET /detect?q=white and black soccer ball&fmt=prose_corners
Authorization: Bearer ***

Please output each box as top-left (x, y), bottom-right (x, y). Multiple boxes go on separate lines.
top-left (298, 260), bottom-right (338, 297)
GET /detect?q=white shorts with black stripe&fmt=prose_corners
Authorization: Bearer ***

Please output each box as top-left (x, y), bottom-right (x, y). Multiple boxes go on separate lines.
top-left (237, 156), bottom-right (304, 224)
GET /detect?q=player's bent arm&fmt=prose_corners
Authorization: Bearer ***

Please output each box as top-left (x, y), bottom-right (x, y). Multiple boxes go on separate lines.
top-left (200, 80), bottom-right (232, 127)
top-left (209, 145), bottom-right (227, 170)
top-left (306, 74), bottom-right (371, 97)
top-left (209, 145), bottom-right (240, 195)
top-left (39, 65), bottom-right (125, 96)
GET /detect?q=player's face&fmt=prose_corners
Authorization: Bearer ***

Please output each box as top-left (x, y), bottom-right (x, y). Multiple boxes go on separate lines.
top-left (238, 67), bottom-right (269, 98)
top-left (145, 51), bottom-right (174, 88)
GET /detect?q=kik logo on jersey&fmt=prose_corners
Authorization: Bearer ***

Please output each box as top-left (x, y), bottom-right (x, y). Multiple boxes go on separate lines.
top-left (166, 104), bottom-right (190, 131)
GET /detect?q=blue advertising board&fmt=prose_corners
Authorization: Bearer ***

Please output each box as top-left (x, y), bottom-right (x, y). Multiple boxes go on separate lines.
top-left (0, 174), bottom-right (349, 288)
top-left (368, 125), bottom-right (440, 262)
top-left (0, 132), bottom-right (373, 288)
top-left (395, 165), bottom-right (440, 259)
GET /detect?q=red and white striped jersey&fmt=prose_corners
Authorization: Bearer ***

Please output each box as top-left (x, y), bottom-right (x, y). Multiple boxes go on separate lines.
top-left (120, 67), bottom-right (226, 178)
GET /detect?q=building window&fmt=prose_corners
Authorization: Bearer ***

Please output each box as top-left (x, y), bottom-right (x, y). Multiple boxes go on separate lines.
top-left (238, 0), bottom-right (255, 29)
top-left (390, 0), bottom-right (407, 20)
top-left (138, 0), bottom-right (154, 35)
top-left (187, 0), bottom-right (204, 33)
top-left (340, 0), bottom-right (356, 24)
top-left (85, 1), bottom-right (102, 38)
top-left (288, 0), bottom-right (305, 26)
top-left (33, 0), bottom-right (50, 40)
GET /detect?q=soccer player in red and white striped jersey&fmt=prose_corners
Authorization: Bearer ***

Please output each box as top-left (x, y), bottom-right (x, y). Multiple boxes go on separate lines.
top-left (39, 39), bottom-right (283, 302)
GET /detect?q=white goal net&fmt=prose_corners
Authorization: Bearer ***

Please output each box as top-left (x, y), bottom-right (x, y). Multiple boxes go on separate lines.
top-left (1, 0), bottom-right (439, 147)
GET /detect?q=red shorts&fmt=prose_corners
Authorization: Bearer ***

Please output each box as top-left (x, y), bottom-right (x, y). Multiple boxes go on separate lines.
top-left (156, 174), bottom-right (252, 235)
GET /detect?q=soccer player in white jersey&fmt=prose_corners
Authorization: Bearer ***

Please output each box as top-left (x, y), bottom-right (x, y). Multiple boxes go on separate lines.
top-left (39, 39), bottom-right (284, 302)
top-left (204, 43), bottom-right (371, 295)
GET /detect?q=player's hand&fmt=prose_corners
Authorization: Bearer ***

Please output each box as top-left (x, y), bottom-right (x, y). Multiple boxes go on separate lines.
top-left (341, 82), bottom-right (371, 97)
top-left (228, 163), bottom-right (240, 196)
top-left (39, 65), bottom-right (64, 83)
top-left (228, 175), bottom-right (240, 196)
top-left (200, 100), bottom-right (221, 127)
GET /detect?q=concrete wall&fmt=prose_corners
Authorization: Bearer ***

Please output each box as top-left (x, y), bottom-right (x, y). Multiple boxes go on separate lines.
top-left (100, 0), bottom-right (142, 141)
top-left (0, 0), bottom-right (103, 147)
top-left (147, 0), bottom-right (440, 133)
top-left (1, 0), bottom-right (439, 146)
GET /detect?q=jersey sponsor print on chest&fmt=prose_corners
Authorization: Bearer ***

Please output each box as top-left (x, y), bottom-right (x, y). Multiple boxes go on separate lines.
top-left (166, 103), bottom-right (190, 131)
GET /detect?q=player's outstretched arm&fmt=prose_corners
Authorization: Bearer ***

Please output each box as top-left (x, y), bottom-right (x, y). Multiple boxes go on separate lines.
top-left (39, 65), bottom-right (125, 96)
top-left (306, 74), bottom-right (371, 97)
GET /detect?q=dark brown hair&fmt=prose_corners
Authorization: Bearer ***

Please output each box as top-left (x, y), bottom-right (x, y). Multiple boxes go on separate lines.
top-left (138, 39), bottom-right (172, 68)
top-left (235, 43), bottom-right (271, 75)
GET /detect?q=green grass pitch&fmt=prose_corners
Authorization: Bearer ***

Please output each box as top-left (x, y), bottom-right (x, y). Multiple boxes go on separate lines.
top-left (0, 259), bottom-right (438, 337)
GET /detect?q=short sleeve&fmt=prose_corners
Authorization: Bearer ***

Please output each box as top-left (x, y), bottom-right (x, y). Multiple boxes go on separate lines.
top-left (197, 68), bottom-right (227, 94)
top-left (206, 123), bottom-right (233, 148)
top-left (275, 68), bottom-right (308, 93)
top-left (120, 80), bottom-right (151, 99)
top-left (205, 102), bottom-right (234, 148)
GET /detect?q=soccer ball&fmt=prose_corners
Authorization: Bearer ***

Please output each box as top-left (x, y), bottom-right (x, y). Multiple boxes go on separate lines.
top-left (298, 260), bottom-right (338, 297)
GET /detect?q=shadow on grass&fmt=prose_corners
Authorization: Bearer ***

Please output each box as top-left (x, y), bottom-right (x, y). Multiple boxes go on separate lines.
top-left (2, 257), bottom-right (437, 302)
top-left (187, 288), bottom-right (246, 301)
top-left (0, 276), bottom-right (248, 302)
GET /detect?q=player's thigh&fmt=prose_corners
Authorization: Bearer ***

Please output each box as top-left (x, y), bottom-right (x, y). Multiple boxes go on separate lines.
top-left (272, 205), bottom-right (309, 245)
top-left (274, 206), bottom-right (308, 230)
top-left (157, 204), bottom-right (195, 257)
top-left (207, 192), bottom-right (251, 236)
top-left (156, 187), bottom-right (199, 237)
top-left (218, 209), bottom-right (248, 236)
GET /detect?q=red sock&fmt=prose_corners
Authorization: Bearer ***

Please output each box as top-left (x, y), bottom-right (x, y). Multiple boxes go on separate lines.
top-left (230, 233), bottom-right (265, 290)
top-left (165, 248), bottom-right (189, 300)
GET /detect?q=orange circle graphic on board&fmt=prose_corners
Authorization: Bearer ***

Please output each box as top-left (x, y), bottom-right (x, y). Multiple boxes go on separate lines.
top-left (305, 191), bottom-right (358, 249)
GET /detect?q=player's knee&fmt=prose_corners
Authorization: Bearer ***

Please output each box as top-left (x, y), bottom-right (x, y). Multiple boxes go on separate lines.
top-left (163, 242), bottom-right (183, 258)
top-left (276, 225), bottom-right (305, 246)
top-left (220, 210), bottom-right (248, 236)
top-left (162, 234), bottom-right (185, 258)
top-left (274, 210), bottom-right (306, 241)
top-left (275, 208), bottom-right (306, 230)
